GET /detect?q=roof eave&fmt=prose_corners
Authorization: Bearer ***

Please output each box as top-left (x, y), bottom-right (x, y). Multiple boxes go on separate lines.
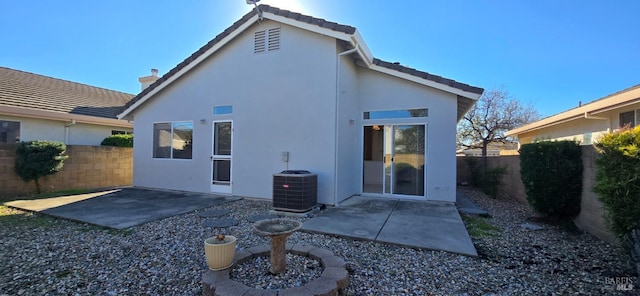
top-left (368, 64), bottom-right (483, 101)
top-left (118, 6), bottom-right (483, 119)
top-left (506, 85), bottom-right (640, 137)
top-left (118, 13), bottom-right (262, 119)
top-left (267, 13), bottom-right (353, 42)
top-left (118, 10), bottom-right (360, 120)
top-left (2, 105), bottom-right (133, 128)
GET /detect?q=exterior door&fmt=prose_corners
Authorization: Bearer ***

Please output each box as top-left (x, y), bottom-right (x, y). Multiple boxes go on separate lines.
top-left (212, 121), bottom-right (232, 194)
top-left (363, 124), bottom-right (425, 197)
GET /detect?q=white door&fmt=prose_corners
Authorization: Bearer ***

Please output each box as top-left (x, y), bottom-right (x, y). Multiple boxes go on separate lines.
top-left (211, 121), bottom-right (232, 194)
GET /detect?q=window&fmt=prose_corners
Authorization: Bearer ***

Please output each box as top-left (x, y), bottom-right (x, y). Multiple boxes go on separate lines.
top-left (363, 108), bottom-right (429, 120)
top-left (254, 27), bottom-right (280, 54)
top-left (0, 120), bottom-right (20, 143)
top-left (619, 110), bottom-right (639, 128)
top-left (213, 105), bottom-right (233, 115)
top-left (153, 121), bottom-right (193, 159)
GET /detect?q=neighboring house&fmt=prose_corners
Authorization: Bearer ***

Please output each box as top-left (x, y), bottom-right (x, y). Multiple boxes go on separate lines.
top-left (505, 84), bottom-right (640, 145)
top-left (0, 66), bottom-right (134, 145)
top-left (118, 5), bottom-right (483, 205)
top-left (457, 142), bottom-right (519, 157)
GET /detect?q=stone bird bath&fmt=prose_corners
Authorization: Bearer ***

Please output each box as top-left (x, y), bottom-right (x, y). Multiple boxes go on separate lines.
top-left (252, 218), bottom-right (302, 274)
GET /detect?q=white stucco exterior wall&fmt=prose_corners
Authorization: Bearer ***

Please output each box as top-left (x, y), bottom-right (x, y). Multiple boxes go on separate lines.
top-left (131, 20), bottom-right (339, 204)
top-left (357, 69), bottom-right (459, 202)
top-left (128, 18), bottom-right (470, 204)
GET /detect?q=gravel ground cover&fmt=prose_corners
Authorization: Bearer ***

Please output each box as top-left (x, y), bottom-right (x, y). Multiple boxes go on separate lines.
top-left (1, 187), bottom-right (637, 295)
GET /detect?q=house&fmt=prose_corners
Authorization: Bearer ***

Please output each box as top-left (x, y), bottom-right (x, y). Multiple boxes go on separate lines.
top-left (0, 66), bottom-right (134, 145)
top-left (457, 142), bottom-right (519, 157)
top-left (118, 5), bottom-right (484, 205)
top-left (505, 84), bottom-right (640, 145)
top-left (505, 84), bottom-right (640, 243)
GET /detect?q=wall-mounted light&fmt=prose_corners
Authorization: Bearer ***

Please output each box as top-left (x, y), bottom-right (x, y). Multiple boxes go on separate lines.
top-left (200, 119), bottom-right (207, 124)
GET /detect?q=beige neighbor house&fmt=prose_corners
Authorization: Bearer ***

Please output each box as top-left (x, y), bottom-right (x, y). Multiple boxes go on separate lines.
top-left (505, 84), bottom-right (640, 145)
top-left (506, 84), bottom-right (640, 243)
top-left (457, 142), bottom-right (519, 157)
top-left (118, 5), bottom-right (484, 205)
top-left (0, 66), bottom-right (134, 145)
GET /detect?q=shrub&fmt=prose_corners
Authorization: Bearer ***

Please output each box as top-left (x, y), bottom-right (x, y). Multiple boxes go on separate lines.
top-left (481, 165), bottom-right (508, 197)
top-left (14, 141), bottom-right (69, 193)
top-left (519, 141), bottom-right (582, 220)
top-left (101, 134), bottom-right (133, 147)
top-left (466, 157), bottom-right (508, 197)
top-left (593, 126), bottom-right (640, 237)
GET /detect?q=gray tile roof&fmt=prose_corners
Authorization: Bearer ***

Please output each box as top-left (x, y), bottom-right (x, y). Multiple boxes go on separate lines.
top-left (0, 66), bottom-right (133, 119)
top-left (122, 4), bottom-right (482, 113)
top-left (372, 59), bottom-right (483, 95)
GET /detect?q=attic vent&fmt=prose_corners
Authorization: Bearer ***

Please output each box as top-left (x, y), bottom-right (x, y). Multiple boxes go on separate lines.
top-left (267, 28), bottom-right (280, 51)
top-left (254, 27), bottom-right (280, 54)
top-left (254, 31), bottom-right (266, 53)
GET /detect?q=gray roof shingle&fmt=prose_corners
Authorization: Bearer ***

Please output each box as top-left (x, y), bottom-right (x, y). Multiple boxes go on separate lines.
top-left (0, 66), bottom-right (133, 119)
top-left (372, 59), bottom-right (484, 95)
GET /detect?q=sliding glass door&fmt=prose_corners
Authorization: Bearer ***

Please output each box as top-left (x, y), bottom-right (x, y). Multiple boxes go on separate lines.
top-left (363, 124), bottom-right (425, 196)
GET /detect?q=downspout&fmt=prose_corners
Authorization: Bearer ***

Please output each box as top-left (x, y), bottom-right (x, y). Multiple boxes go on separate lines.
top-left (64, 119), bottom-right (76, 144)
top-left (334, 47), bottom-right (358, 206)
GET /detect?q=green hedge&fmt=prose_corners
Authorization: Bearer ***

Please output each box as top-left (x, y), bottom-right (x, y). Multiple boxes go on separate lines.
top-left (593, 126), bottom-right (640, 237)
top-left (101, 134), bottom-right (133, 147)
top-left (465, 158), bottom-right (508, 198)
top-left (520, 141), bottom-right (582, 220)
top-left (14, 141), bottom-right (69, 193)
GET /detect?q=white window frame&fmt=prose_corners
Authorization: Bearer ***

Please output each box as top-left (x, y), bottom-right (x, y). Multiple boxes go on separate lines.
top-left (211, 120), bottom-right (233, 194)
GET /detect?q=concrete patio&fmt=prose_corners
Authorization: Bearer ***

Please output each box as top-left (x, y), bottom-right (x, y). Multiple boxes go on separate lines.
top-left (4, 188), bottom-right (238, 229)
top-left (301, 195), bottom-right (478, 256)
top-left (6, 188), bottom-right (477, 256)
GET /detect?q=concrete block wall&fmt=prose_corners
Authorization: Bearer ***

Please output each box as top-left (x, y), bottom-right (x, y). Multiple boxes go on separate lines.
top-left (0, 144), bottom-right (132, 196)
top-left (457, 146), bottom-right (616, 243)
top-left (456, 155), bottom-right (527, 204)
top-left (574, 146), bottom-right (616, 243)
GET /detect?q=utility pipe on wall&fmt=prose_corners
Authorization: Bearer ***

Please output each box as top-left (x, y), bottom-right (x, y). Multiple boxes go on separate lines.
top-left (64, 119), bottom-right (76, 144)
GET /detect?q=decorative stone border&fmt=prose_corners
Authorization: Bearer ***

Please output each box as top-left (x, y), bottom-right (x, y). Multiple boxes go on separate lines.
top-left (203, 244), bottom-right (349, 296)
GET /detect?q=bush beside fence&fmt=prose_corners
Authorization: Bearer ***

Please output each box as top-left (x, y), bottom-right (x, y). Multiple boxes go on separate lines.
top-left (457, 146), bottom-right (616, 243)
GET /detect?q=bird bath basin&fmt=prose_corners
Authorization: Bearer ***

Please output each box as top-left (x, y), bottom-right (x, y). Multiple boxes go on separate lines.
top-left (253, 218), bottom-right (302, 274)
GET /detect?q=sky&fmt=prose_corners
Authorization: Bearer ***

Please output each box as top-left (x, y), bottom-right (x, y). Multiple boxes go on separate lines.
top-left (1, 0), bottom-right (638, 117)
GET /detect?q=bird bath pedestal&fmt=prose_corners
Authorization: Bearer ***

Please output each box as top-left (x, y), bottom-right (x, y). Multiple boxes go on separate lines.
top-left (252, 218), bottom-right (302, 274)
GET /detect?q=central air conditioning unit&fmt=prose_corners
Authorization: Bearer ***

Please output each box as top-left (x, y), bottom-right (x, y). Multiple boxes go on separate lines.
top-left (272, 170), bottom-right (317, 212)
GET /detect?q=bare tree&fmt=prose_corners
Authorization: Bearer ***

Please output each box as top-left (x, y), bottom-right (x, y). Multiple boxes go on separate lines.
top-left (457, 88), bottom-right (539, 157)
